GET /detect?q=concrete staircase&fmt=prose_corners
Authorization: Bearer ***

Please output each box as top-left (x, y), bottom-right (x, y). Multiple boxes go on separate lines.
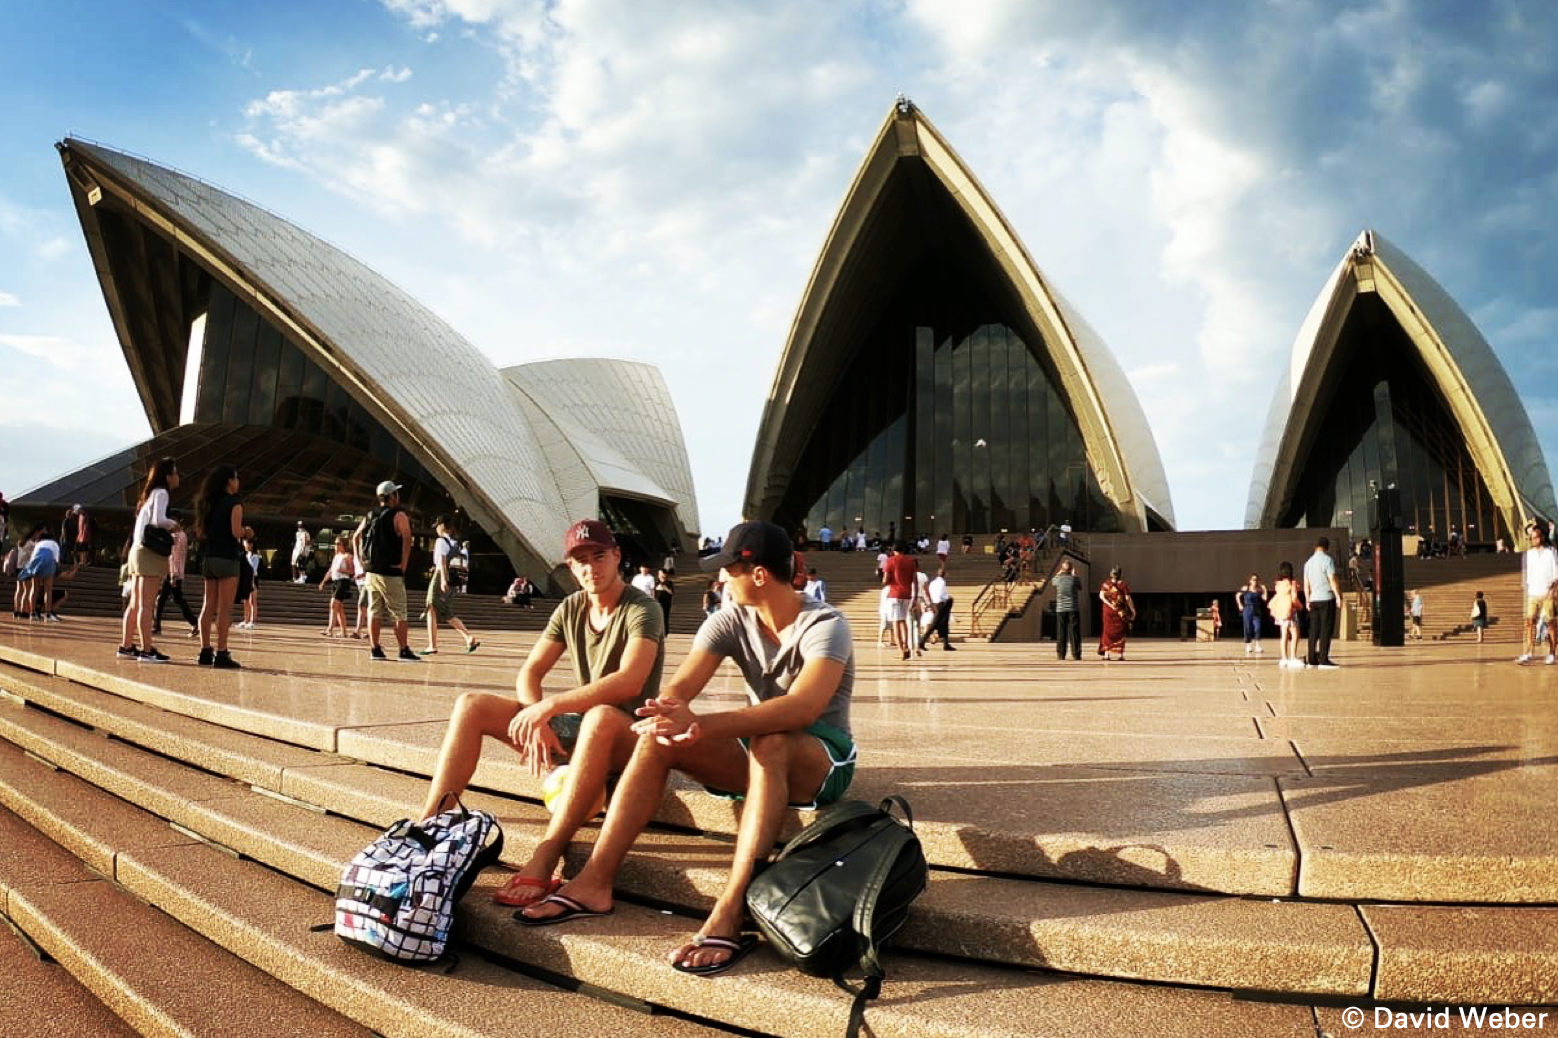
top-left (1402, 554), bottom-right (1523, 644)
top-left (1, 617), bottom-right (1555, 1035)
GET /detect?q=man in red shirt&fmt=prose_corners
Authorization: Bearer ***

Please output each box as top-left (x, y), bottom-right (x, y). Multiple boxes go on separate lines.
top-left (881, 541), bottom-right (920, 660)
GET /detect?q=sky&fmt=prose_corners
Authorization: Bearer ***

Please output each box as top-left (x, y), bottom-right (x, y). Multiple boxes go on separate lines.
top-left (2, 0), bottom-right (1555, 536)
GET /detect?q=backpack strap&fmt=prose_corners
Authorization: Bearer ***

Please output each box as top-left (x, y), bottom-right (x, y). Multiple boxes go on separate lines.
top-left (837, 805), bottom-right (918, 1038)
top-left (775, 800), bottom-right (880, 858)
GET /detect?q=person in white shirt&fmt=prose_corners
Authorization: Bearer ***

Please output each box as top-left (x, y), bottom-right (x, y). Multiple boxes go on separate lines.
top-left (1518, 521), bottom-right (1558, 664)
top-left (803, 567), bottom-right (826, 602)
top-left (920, 566), bottom-right (956, 651)
top-left (291, 521), bottom-right (313, 582)
top-left (119, 457), bottom-right (180, 661)
top-left (631, 564), bottom-right (658, 598)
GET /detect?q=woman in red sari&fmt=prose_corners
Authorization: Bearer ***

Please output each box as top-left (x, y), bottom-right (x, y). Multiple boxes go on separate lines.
top-left (1098, 567), bottom-right (1135, 660)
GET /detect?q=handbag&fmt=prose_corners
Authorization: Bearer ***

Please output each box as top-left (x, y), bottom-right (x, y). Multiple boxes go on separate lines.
top-left (141, 525), bottom-right (174, 557)
top-left (745, 796), bottom-right (928, 1038)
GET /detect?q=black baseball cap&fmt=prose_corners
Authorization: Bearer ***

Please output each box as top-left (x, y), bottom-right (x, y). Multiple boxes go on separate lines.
top-left (700, 520), bottom-right (793, 574)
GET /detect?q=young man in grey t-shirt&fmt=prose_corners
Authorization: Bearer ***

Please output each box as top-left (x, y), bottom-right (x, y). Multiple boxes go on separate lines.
top-left (519, 520), bottom-right (857, 977)
top-left (419, 519), bottom-right (664, 906)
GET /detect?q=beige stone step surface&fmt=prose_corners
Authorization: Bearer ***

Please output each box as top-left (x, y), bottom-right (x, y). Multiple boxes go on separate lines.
top-left (120, 842), bottom-right (728, 1038)
top-left (7, 868), bottom-right (373, 1038)
top-left (0, 924), bottom-right (143, 1038)
top-left (4, 615), bottom-right (1558, 1013)
top-left (0, 671), bottom-right (1376, 996)
top-left (0, 703), bottom-right (1325, 1037)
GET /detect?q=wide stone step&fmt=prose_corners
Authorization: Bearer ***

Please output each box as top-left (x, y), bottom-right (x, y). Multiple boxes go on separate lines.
top-left (0, 799), bottom-right (373, 1038)
top-left (0, 716), bottom-right (1330, 1037)
top-left (0, 664), bottom-right (1373, 996)
top-left (6, 639), bottom-right (1307, 899)
top-left (0, 751), bottom-right (725, 1038)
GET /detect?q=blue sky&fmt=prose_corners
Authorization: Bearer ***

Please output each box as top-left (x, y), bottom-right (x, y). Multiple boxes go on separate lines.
top-left (2, 0), bottom-right (1555, 535)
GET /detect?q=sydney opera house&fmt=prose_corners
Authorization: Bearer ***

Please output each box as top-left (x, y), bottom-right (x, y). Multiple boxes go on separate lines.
top-left (37, 138), bottom-right (699, 587)
top-left (23, 101), bottom-right (1554, 592)
top-left (744, 101), bottom-right (1551, 550)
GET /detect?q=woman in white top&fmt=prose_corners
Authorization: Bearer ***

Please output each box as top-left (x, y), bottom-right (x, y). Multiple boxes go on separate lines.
top-left (119, 457), bottom-right (180, 662)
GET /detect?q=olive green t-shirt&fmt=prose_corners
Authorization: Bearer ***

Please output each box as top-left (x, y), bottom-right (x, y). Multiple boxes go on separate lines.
top-left (541, 585), bottom-right (665, 713)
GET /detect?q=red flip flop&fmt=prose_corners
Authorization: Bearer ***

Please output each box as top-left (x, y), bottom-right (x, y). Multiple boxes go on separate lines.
top-left (492, 873), bottom-right (561, 907)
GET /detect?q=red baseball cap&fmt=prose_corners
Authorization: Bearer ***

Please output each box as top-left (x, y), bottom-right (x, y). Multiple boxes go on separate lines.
top-left (564, 519), bottom-right (618, 556)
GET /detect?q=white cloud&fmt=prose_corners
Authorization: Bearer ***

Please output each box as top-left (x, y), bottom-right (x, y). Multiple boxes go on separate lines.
top-left (0, 292), bottom-right (18, 307)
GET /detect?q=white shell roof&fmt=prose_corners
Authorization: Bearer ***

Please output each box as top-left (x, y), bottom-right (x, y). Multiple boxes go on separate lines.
top-left (1247, 229), bottom-right (1554, 528)
top-left (63, 139), bottom-right (697, 567)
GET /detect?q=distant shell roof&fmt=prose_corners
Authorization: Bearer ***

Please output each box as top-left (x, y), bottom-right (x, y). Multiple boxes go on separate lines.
top-left (61, 138), bottom-right (697, 566)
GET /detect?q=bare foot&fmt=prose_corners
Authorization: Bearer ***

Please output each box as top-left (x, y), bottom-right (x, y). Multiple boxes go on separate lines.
top-left (668, 897), bottom-right (748, 972)
top-left (518, 879), bottom-right (612, 922)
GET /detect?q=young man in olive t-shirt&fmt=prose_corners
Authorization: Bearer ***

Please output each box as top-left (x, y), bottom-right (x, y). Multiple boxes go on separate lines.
top-left (419, 519), bottom-right (665, 907)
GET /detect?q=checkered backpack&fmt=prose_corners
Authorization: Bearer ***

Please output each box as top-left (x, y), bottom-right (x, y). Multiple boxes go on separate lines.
top-left (333, 804), bottom-right (504, 963)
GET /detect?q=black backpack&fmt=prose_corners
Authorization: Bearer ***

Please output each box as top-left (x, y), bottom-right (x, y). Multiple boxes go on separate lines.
top-left (745, 796), bottom-right (928, 1038)
top-left (361, 506), bottom-right (402, 573)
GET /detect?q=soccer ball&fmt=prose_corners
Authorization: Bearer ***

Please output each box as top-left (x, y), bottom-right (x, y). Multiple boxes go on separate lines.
top-left (540, 764), bottom-right (606, 818)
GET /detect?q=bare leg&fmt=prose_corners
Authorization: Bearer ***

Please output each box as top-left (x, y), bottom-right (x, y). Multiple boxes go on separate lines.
top-left (420, 692), bottom-right (522, 820)
top-left (135, 575), bottom-right (159, 650)
top-left (523, 732), bottom-right (750, 920)
top-left (394, 618), bottom-right (410, 651)
top-left (515, 706), bottom-right (635, 883)
top-left (424, 608), bottom-right (439, 651)
top-left (671, 732), bottom-right (833, 971)
top-left (449, 617), bottom-right (475, 648)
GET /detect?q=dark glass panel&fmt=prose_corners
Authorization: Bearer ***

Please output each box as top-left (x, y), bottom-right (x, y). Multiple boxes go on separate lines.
top-left (249, 320), bottom-right (282, 426)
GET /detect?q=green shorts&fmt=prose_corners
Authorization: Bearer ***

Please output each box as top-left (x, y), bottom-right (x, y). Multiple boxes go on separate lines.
top-left (704, 720), bottom-right (857, 809)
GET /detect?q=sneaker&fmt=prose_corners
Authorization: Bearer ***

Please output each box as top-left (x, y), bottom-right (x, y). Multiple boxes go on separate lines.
top-left (1253, 644), bottom-right (1263, 654)
top-left (138, 648), bottom-right (170, 663)
top-left (1244, 643), bottom-right (1252, 654)
top-left (212, 651), bottom-right (242, 670)
top-left (197, 647), bottom-right (215, 666)
top-left (45, 614), bottom-right (62, 623)
top-left (1517, 654), bottom-right (1532, 664)
top-left (1548, 655), bottom-right (1556, 666)
top-left (398, 647), bottom-right (420, 662)
top-left (370, 646), bottom-right (389, 662)
top-left (116, 645), bottom-right (140, 659)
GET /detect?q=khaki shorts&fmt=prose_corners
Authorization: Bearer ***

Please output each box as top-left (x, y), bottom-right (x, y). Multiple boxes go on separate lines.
top-left (425, 580), bottom-right (458, 621)
top-left (1525, 595), bottom-right (1554, 623)
top-left (367, 573), bottom-right (407, 622)
top-left (128, 545), bottom-right (170, 579)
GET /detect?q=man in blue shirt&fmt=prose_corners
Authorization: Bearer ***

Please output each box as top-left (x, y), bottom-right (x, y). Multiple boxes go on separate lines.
top-left (1303, 536), bottom-right (1341, 668)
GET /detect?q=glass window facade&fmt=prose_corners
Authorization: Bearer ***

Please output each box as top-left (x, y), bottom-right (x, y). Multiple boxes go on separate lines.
top-left (779, 256), bottom-right (1114, 540)
top-left (1280, 295), bottom-right (1503, 545)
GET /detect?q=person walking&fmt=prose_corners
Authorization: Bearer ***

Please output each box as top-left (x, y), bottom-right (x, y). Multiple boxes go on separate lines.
top-left (291, 521), bottom-right (313, 583)
top-left (1517, 522), bottom-right (1558, 665)
top-left (1268, 562), bottom-right (1301, 667)
top-left (318, 536), bottom-right (360, 637)
top-left (152, 514), bottom-right (198, 638)
top-left (1097, 567), bottom-right (1134, 661)
top-left (1408, 589), bottom-right (1425, 641)
top-left (921, 564), bottom-right (956, 652)
top-left (1238, 573), bottom-right (1268, 655)
top-left (421, 515), bottom-right (479, 655)
top-left (1470, 590), bottom-right (1488, 644)
top-left (1051, 558), bottom-right (1081, 660)
top-left (195, 465), bottom-right (244, 669)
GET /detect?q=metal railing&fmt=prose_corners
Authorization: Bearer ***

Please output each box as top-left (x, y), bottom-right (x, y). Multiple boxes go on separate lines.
top-left (968, 527), bottom-right (1089, 638)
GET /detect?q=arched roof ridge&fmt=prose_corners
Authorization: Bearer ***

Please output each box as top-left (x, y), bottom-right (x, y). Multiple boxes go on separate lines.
top-left (745, 102), bottom-right (1174, 531)
top-left (1247, 229), bottom-right (1554, 530)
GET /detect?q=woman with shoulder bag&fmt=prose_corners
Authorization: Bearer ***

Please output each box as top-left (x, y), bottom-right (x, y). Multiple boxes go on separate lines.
top-left (118, 457), bottom-right (179, 662)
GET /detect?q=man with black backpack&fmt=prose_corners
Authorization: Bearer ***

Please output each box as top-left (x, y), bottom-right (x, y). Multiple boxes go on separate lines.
top-left (518, 520), bottom-right (857, 978)
top-left (352, 480), bottom-right (417, 662)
